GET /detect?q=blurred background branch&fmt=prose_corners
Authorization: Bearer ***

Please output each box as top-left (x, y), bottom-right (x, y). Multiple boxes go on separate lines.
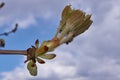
top-left (0, 23), bottom-right (18, 47)
top-left (0, 23), bottom-right (18, 36)
top-left (0, 2), bottom-right (5, 9)
top-left (0, 2), bottom-right (21, 55)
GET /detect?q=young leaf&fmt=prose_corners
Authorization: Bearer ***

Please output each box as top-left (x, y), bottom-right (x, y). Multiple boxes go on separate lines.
top-left (35, 39), bottom-right (39, 48)
top-left (40, 54), bottom-right (56, 60)
top-left (37, 58), bottom-right (45, 64)
top-left (27, 60), bottom-right (37, 76)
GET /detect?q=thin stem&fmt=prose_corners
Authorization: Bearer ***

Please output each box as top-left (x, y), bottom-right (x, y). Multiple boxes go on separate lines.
top-left (0, 50), bottom-right (27, 55)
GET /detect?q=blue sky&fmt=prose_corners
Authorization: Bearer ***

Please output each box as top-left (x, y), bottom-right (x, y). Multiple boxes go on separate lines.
top-left (0, 0), bottom-right (120, 80)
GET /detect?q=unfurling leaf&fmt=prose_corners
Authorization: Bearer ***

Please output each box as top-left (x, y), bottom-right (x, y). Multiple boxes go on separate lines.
top-left (25, 5), bottom-right (93, 76)
top-left (54, 5), bottom-right (93, 44)
top-left (27, 60), bottom-right (37, 76)
top-left (61, 5), bottom-right (72, 22)
top-left (40, 54), bottom-right (56, 60)
top-left (37, 58), bottom-right (45, 64)
top-left (35, 39), bottom-right (39, 48)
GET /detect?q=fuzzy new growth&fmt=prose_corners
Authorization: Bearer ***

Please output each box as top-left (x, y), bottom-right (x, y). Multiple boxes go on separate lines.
top-left (25, 5), bottom-right (93, 76)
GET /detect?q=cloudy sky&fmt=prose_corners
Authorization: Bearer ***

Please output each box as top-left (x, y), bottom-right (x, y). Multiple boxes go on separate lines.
top-left (0, 0), bottom-right (120, 80)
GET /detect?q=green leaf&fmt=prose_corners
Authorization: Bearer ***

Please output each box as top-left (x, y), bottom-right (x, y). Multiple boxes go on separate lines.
top-left (62, 5), bottom-right (71, 21)
top-left (40, 54), bottom-right (56, 60)
top-left (27, 60), bottom-right (37, 76)
top-left (37, 58), bottom-right (45, 64)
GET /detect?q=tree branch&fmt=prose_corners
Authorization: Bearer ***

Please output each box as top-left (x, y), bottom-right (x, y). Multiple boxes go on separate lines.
top-left (0, 23), bottom-right (18, 36)
top-left (0, 2), bottom-right (5, 9)
top-left (0, 50), bottom-right (27, 55)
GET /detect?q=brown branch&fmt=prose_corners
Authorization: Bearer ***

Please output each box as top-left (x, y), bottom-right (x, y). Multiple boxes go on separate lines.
top-left (0, 50), bottom-right (27, 55)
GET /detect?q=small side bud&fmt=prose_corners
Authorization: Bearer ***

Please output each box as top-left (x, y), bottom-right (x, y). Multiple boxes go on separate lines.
top-left (0, 39), bottom-right (5, 47)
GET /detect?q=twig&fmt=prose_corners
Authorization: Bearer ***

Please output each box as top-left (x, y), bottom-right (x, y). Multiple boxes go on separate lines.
top-left (0, 2), bottom-right (5, 9)
top-left (0, 50), bottom-right (27, 55)
top-left (0, 23), bottom-right (18, 36)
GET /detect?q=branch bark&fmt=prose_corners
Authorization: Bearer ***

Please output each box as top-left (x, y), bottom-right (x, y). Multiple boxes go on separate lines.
top-left (0, 50), bottom-right (27, 55)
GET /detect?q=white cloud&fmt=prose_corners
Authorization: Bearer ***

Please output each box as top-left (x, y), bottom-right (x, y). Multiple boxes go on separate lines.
top-left (16, 15), bottom-right (37, 29)
top-left (1, 67), bottom-right (30, 80)
top-left (0, 0), bottom-right (68, 29)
